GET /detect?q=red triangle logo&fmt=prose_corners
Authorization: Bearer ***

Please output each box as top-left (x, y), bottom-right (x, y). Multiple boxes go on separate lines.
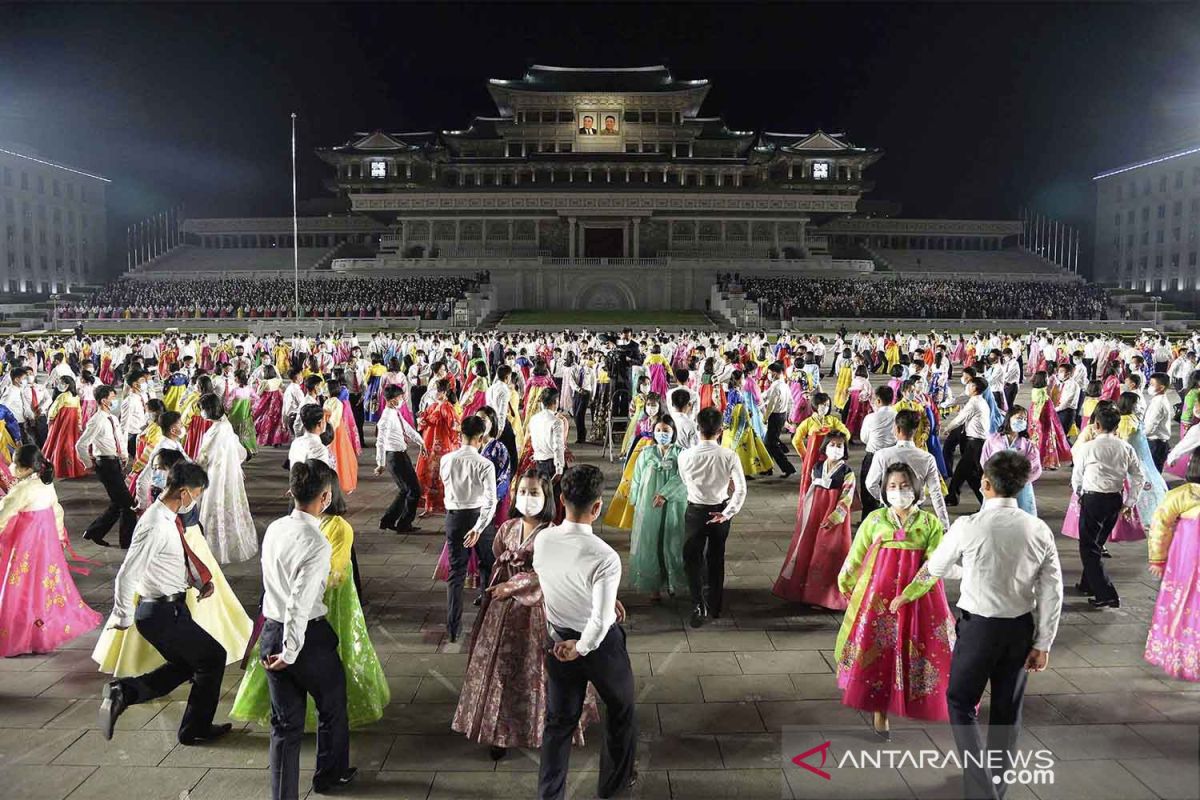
top-left (791, 740), bottom-right (833, 780)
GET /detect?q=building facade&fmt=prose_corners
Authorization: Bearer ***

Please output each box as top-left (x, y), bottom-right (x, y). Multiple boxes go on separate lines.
top-left (0, 145), bottom-right (109, 294)
top-left (1093, 144), bottom-right (1200, 291)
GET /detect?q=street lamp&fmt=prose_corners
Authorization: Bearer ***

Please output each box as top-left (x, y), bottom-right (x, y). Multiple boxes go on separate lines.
top-left (1150, 295), bottom-right (1162, 328)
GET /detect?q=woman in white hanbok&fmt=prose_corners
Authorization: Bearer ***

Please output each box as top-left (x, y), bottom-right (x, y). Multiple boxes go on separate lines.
top-left (195, 393), bottom-right (258, 563)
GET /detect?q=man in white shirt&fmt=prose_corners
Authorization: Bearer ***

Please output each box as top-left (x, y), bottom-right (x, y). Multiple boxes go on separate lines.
top-left (291, 375), bottom-right (324, 437)
top-left (534, 465), bottom-right (636, 800)
top-left (120, 370), bottom-right (151, 459)
top-left (99, 462), bottom-right (231, 746)
top-left (439, 415), bottom-right (498, 642)
top-left (288, 404), bottom-right (336, 473)
top-left (943, 376), bottom-right (990, 508)
top-left (668, 387), bottom-right (699, 450)
top-left (260, 461), bottom-right (356, 798)
top-left (1000, 348), bottom-right (1021, 409)
top-left (281, 368), bottom-right (305, 439)
top-left (1053, 363), bottom-right (1081, 436)
top-left (677, 407), bottom-right (747, 627)
top-left (1071, 405), bottom-right (1144, 608)
top-left (375, 385), bottom-right (426, 534)
top-left (923, 450), bottom-right (1063, 800)
top-left (761, 362), bottom-right (796, 477)
top-left (866, 409), bottom-right (950, 529)
top-left (859, 385), bottom-right (897, 518)
top-left (486, 365), bottom-right (517, 465)
top-left (77, 385), bottom-right (138, 548)
top-left (1144, 372), bottom-right (1174, 472)
top-left (529, 386), bottom-right (566, 480)
top-left (1168, 350), bottom-right (1195, 394)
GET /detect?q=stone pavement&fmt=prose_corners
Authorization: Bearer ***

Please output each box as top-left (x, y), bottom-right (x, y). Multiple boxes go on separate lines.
top-left (2, 418), bottom-right (1199, 799)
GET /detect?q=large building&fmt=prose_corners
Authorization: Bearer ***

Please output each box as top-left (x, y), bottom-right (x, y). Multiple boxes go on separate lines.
top-left (0, 144), bottom-right (109, 294)
top-left (1093, 143), bottom-right (1200, 291)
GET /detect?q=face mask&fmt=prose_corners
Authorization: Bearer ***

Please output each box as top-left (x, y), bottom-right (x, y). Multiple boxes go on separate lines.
top-left (1010, 417), bottom-right (1028, 433)
top-left (178, 490), bottom-right (199, 515)
top-left (515, 493), bottom-right (544, 518)
top-left (645, 404), bottom-right (659, 416)
top-left (888, 487), bottom-right (916, 509)
top-left (654, 431), bottom-right (673, 446)
top-left (150, 468), bottom-right (167, 490)
top-left (825, 444), bottom-right (844, 460)
top-left (817, 404), bottom-right (830, 416)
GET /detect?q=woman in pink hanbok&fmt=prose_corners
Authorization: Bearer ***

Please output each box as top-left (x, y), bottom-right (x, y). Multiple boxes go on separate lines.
top-left (252, 365), bottom-right (289, 447)
top-left (381, 358), bottom-right (414, 425)
top-left (1145, 459), bottom-right (1200, 681)
top-left (0, 446), bottom-right (102, 657)
top-left (843, 367), bottom-right (873, 443)
top-left (459, 362), bottom-right (490, 419)
top-left (644, 346), bottom-right (671, 398)
top-left (451, 472), bottom-right (599, 760)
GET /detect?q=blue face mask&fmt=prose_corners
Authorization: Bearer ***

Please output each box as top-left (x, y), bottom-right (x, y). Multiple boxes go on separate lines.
top-left (1010, 418), bottom-right (1028, 433)
top-left (654, 431), bottom-right (674, 446)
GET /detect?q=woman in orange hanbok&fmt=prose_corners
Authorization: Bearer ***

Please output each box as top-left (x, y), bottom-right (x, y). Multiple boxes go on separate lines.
top-left (43, 377), bottom-right (88, 480)
top-left (416, 379), bottom-right (460, 516)
top-left (323, 378), bottom-right (359, 496)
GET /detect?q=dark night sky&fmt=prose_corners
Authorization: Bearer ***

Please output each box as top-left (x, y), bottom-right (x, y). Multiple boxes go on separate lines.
top-left (2, 2), bottom-right (1199, 275)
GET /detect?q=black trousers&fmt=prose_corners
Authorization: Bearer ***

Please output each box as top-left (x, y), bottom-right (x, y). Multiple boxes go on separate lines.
top-left (127, 433), bottom-right (139, 460)
top-left (1149, 439), bottom-right (1169, 473)
top-left (262, 618), bottom-right (348, 800)
top-left (85, 456), bottom-right (137, 548)
top-left (765, 412), bottom-right (795, 475)
top-left (573, 391), bottom-right (591, 444)
top-left (942, 425), bottom-right (964, 477)
top-left (539, 624), bottom-right (637, 800)
top-left (1078, 491), bottom-right (1121, 602)
top-left (991, 391), bottom-right (1004, 411)
top-left (683, 502), bottom-right (730, 615)
top-left (949, 436), bottom-right (985, 502)
top-left (348, 392), bottom-right (366, 447)
top-left (1083, 358), bottom-right (1095, 382)
top-left (20, 417), bottom-right (47, 448)
top-left (1056, 408), bottom-right (1076, 437)
top-left (444, 508), bottom-right (496, 638)
top-left (860, 452), bottom-right (879, 519)
top-left (118, 599), bottom-right (226, 742)
top-left (535, 457), bottom-right (557, 482)
top-left (947, 611), bottom-right (1036, 800)
top-left (1004, 382), bottom-right (1018, 410)
top-left (498, 423), bottom-right (518, 472)
top-left (380, 451), bottom-right (421, 530)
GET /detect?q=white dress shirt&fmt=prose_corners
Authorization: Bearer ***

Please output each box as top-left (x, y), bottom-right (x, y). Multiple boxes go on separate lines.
top-left (1002, 359), bottom-right (1021, 385)
top-left (1071, 432), bottom-right (1144, 505)
top-left (485, 380), bottom-right (512, 435)
top-left (375, 404), bottom-right (423, 467)
top-left (943, 394), bottom-right (989, 440)
top-left (865, 440), bottom-right (950, 529)
top-left (1144, 392), bottom-right (1173, 442)
top-left (529, 408), bottom-right (566, 473)
top-left (120, 389), bottom-right (149, 436)
top-left (261, 509), bottom-right (330, 664)
top-left (677, 439), bottom-right (747, 516)
top-left (438, 444), bottom-right (498, 534)
top-left (670, 410), bottom-right (699, 450)
top-left (288, 431), bottom-right (336, 472)
top-left (1054, 379), bottom-right (1080, 412)
top-left (111, 500), bottom-right (195, 627)
top-left (77, 408), bottom-right (126, 461)
top-left (860, 406), bottom-right (897, 453)
top-left (762, 378), bottom-right (792, 416)
top-left (282, 381), bottom-right (305, 419)
top-left (532, 520), bottom-right (621, 656)
top-left (928, 498), bottom-right (1063, 650)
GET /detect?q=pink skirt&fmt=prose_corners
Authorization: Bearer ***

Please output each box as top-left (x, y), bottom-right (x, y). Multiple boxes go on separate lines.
top-left (1145, 517), bottom-right (1200, 681)
top-left (1060, 491), bottom-right (1146, 542)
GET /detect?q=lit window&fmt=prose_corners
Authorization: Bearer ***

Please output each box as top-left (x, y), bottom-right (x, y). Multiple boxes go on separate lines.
top-left (370, 161), bottom-right (387, 178)
top-left (812, 162), bottom-right (830, 180)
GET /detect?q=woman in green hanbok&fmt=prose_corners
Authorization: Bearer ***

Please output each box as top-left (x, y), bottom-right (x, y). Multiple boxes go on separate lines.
top-left (230, 493), bottom-right (389, 729)
top-left (628, 418), bottom-right (689, 600)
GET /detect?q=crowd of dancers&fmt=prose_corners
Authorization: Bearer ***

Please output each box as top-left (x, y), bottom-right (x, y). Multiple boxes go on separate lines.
top-left (0, 324), bottom-right (1198, 799)
top-left (57, 275), bottom-right (481, 320)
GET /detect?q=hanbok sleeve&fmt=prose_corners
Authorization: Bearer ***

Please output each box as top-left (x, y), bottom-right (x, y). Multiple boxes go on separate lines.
top-left (658, 450), bottom-right (689, 504)
top-left (0, 481), bottom-right (28, 539)
top-left (824, 469), bottom-right (856, 528)
top-left (53, 500), bottom-right (68, 546)
top-left (837, 513), bottom-right (878, 594)
top-left (629, 447), bottom-right (653, 509)
top-left (899, 513), bottom-right (947, 602)
top-left (1149, 485), bottom-right (1194, 565)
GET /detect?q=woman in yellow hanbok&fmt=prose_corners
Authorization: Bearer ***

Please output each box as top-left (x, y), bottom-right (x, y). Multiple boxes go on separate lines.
top-left (617, 375), bottom-right (652, 458)
top-left (883, 338), bottom-right (902, 374)
top-left (720, 373), bottom-right (773, 477)
top-left (792, 392), bottom-right (850, 496)
top-left (92, 449), bottom-right (252, 677)
top-left (273, 342), bottom-right (291, 376)
top-left (832, 348), bottom-right (855, 412)
top-left (603, 392), bottom-right (663, 529)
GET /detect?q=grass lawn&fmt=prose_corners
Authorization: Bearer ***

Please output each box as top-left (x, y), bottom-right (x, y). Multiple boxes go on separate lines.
top-left (502, 309), bottom-right (711, 326)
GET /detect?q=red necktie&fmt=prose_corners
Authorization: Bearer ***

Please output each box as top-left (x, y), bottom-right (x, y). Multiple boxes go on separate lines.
top-left (30, 388), bottom-right (38, 415)
top-left (175, 516), bottom-right (212, 587)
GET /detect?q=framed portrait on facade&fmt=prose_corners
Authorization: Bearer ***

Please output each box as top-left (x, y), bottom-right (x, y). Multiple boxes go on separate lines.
top-left (578, 110), bottom-right (619, 137)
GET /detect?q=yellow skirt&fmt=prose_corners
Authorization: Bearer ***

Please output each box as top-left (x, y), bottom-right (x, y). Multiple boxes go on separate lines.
top-left (163, 384), bottom-right (187, 413)
top-left (722, 415), bottom-right (774, 477)
top-left (603, 437), bottom-right (652, 530)
top-left (92, 524), bottom-right (252, 676)
top-left (833, 366), bottom-right (853, 410)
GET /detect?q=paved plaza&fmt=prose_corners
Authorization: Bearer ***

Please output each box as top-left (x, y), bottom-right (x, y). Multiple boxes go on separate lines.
top-left (2, 410), bottom-right (1199, 800)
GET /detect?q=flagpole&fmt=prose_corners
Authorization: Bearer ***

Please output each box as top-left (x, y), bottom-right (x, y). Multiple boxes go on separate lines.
top-left (291, 112), bottom-right (300, 321)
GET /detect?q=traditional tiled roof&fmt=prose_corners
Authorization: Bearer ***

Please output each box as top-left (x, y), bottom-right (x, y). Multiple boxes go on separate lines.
top-left (322, 131), bottom-right (438, 154)
top-left (489, 64), bottom-right (706, 93)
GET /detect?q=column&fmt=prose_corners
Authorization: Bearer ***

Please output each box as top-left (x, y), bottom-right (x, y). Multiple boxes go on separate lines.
top-left (568, 217), bottom-right (576, 260)
top-left (405, 163), bottom-right (412, 179)
top-left (667, 220), bottom-right (674, 250)
top-left (622, 221), bottom-right (630, 258)
top-left (508, 219), bottom-right (514, 248)
top-left (426, 219), bottom-right (433, 258)
top-left (454, 220), bottom-right (461, 248)
top-left (720, 221), bottom-right (727, 245)
top-left (773, 222), bottom-right (780, 254)
top-left (632, 218), bottom-right (641, 259)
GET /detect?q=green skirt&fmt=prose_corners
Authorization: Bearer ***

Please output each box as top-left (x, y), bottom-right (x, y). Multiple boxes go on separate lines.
top-left (230, 574), bottom-right (389, 730)
top-left (228, 398), bottom-right (258, 454)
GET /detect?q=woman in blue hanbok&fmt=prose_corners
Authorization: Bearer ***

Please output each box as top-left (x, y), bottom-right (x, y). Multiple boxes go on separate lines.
top-left (980, 405), bottom-right (1042, 515)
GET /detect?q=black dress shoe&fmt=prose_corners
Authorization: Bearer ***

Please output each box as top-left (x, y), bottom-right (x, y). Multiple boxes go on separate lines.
top-left (1101, 546), bottom-right (1112, 559)
top-left (99, 680), bottom-right (126, 740)
top-left (472, 595), bottom-right (482, 607)
top-left (1073, 582), bottom-right (1094, 596)
top-left (179, 722), bottom-right (233, 745)
top-left (312, 767), bottom-right (358, 794)
top-left (489, 745), bottom-right (507, 761)
top-left (83, 530), bottom-right (112, 548)
top-left (448, 632), bottom-right (458, 643)
top-left (689, 605), bottom-right (707, 628)
top-left (1088, 597), bottom-right (1121, 609)
top-left (378, 522), bottom-right (397, 532)
top-left (945, 495), bottom-right (960, 507)
top-left (394, 524), bottom-right (422, 534)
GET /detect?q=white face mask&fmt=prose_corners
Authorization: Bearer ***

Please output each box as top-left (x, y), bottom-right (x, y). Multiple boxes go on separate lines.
top-left (516, 493), bottom-right (545, 518)
top-left (645, 404), bottom-right (659, 417)
top-left (825, 444), bottom-right (844, 461)
top-left (177, 489), bottom-right (199, 515)
top-left (888, 487), bottom-right (916, 509)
